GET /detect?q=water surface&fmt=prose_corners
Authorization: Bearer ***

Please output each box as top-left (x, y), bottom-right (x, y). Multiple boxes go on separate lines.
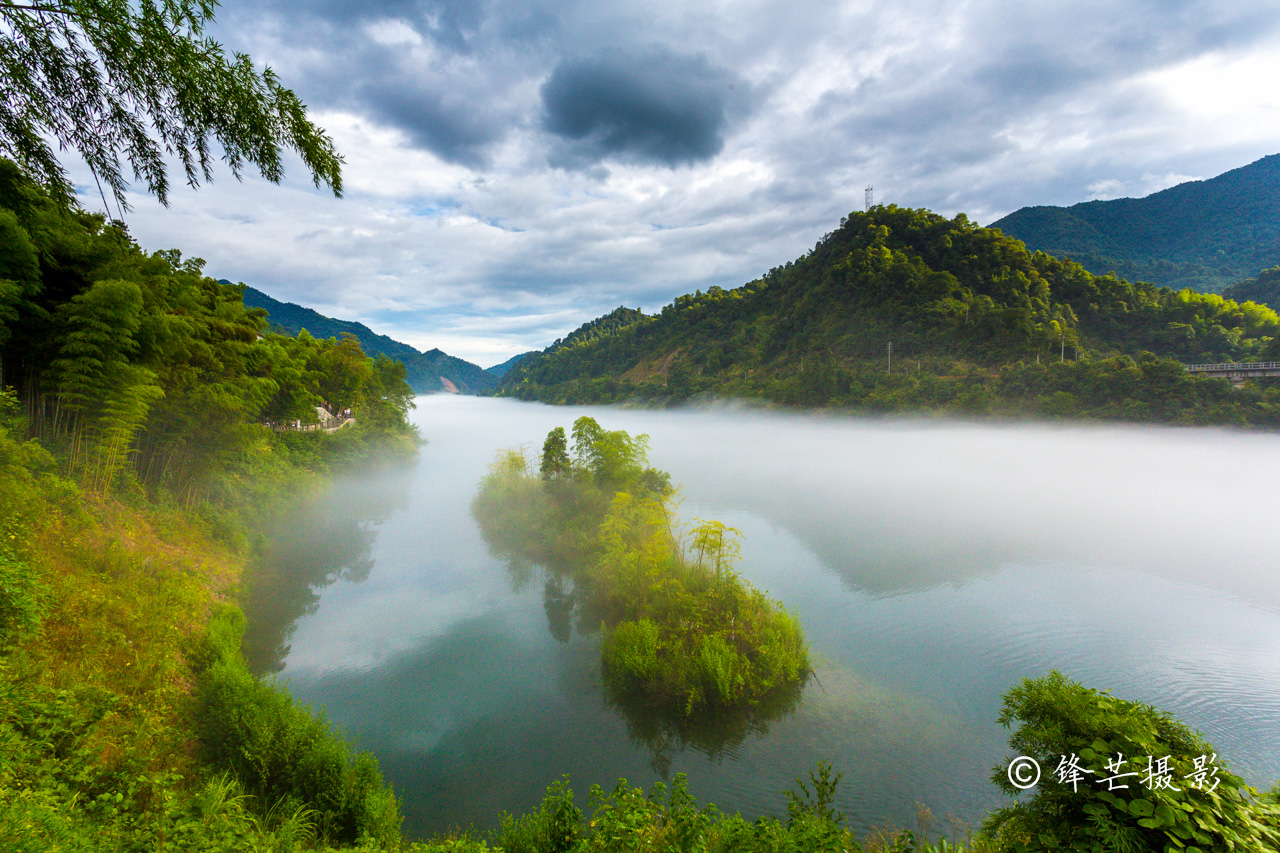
top-left (247, 396), bottom-right (1280, 839)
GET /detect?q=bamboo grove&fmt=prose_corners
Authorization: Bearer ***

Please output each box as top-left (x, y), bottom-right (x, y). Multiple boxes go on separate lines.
top-left (0, 159), bottom-right (415, 501)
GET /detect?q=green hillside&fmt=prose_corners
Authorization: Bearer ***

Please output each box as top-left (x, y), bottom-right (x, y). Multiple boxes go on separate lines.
top-left (989, 154), bottom-right (1280, 292)
top-left (242, 286), bottom-right (497, 394)
top-left (499, 205), bottom-right (1280, 426)
top-left (1221, 266), bottom-right (1280, 310)
top-left (484, 350), bottom-right (536, 377)
top-left (0, 159), bottom-right (429, 852)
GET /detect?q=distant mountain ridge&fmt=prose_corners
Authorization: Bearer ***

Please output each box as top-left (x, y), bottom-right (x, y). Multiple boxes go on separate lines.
top-left (239, 286), bottom-right (496, 394)
top-left (1221, 267), bottom-right (1280, 310)
top-left (990, 154), bottom-right (1280, 292)
top-left (485, 352), bottom-right (536, 378)
top-left (498, 204), bottom-right (1280, 426)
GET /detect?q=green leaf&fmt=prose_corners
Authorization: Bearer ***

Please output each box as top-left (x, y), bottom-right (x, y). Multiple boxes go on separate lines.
top-left (1128, 798), bottom-right (1153, 817)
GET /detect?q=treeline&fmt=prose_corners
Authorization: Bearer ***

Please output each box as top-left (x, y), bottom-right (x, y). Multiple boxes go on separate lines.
top-left (243, 286), bottom-right (501, 395)
top-left (472, 417), bottom-right (809, 717)
top-left (0, 160), bottom-right (425, 851)
top-left (989, 153), bottom-right (1280, 292)
top-left (0, 158), bottom-right (416, 504)
top-left (1221, 265), bottom-right (1280, 311)
top-left (499, 206), bottom-right (1280, 421)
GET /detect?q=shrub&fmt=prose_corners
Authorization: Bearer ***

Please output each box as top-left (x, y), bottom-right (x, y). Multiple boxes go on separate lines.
top-left (0, 552), bottom-right (46, 644)
top-left (602, 619), bottom-right (661, 689)
top-left (194, 605), bottom-right (402, 846)
top-left (495, 777), bottom-right (581, 853)
top-left (985, 671), bottom-right (1280, 851)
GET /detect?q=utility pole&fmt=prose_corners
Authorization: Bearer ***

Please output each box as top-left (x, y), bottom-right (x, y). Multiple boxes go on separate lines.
top-left (887, 341), bottom-right (892, 373)
top-left (1060, 329), bottom-right (1066, 363)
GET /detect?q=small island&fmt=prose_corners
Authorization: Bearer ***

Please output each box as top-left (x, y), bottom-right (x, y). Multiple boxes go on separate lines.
top-left (472, 416), bottom-right (809, 715)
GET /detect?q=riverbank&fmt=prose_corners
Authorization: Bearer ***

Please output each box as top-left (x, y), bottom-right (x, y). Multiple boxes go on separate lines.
top-left (0, 393), bottom-right (437, 851)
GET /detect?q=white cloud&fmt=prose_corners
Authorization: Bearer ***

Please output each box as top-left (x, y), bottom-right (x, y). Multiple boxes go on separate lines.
top-left (68, 0), bottom-right (1280, 366)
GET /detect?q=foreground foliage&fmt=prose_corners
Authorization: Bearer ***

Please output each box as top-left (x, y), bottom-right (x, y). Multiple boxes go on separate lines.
top-left (0, 0), bottom-right (342, 208)
top-left (473, 416), bottom-right (809, 716)
top-left (986, 672), bottom-right (1280, 852)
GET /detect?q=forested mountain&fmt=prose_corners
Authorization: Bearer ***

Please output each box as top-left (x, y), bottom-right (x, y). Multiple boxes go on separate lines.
top-left (485, 351), bottom-right (536, 377)
top-left (0, 159), bottom-right (417, 497)
top-left (990, 154), bottom-right (1280, 292)
top-left (499, 205), bottom-right (1280, 426)
top-left (1221, 266), bottom-right (1280, 311)
top-left (243, 286), bottom-right (497, 394)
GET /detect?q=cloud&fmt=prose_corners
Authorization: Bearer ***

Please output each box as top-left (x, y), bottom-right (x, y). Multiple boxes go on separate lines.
top-left (541, 48), bottom-right (749, 168)
top-left (99, 0), bottom-right (1280, 367)
top-left (357, 79), bottom-right (509, 166)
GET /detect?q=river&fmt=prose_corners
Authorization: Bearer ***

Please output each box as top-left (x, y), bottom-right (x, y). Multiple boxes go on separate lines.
top-left (244, 394), bottom-right (1280, 840)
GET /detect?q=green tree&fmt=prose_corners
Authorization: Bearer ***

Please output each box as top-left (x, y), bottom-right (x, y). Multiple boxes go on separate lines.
top-left (52, 277), bottom-right (164, 489)
top-left (311, 333), bottom-right (373, 414)
top-left (540, 425), bottom-right (571, 481)
top-left (0, 205), bottom-right (41, 380)
top-left (0, 0), bottom-right (343, 208)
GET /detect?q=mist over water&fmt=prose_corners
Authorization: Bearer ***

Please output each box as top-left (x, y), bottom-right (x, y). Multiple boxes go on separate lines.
top-left (248, 395), bottom-right (1280, 839)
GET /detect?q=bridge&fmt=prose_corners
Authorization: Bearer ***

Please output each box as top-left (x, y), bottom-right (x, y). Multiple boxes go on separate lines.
top-left (1186, 361), bottom-right (1280, 383)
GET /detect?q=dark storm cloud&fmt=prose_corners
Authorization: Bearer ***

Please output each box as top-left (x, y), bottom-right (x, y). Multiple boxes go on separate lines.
top-left (541, 49), bottom-right (749, 168)
top-left (357, 77), bottom-right (508, 166)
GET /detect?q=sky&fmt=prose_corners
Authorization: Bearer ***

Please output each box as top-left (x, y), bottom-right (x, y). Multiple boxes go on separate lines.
top-left (74, 0), bottom-right (1280, 368)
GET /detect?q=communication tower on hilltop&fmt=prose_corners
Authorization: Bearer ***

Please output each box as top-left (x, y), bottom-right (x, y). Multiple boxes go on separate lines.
top-left (865, 185), bottom-right (874, 210)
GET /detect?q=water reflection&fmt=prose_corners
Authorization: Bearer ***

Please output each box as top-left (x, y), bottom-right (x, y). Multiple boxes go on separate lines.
top-left (607, 676), bottom-right (805, 777)
top-left (542, 577), bottom-right (574, 644)
top-left (257, 396), bottom-right (1280, 839)
top-left (477, 489), bottom-right (806, 774)
top-left (243, 461), bottom-right (415, 673)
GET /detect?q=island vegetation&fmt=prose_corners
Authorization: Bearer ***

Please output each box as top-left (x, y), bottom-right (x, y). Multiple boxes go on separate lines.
top-left (498, 206), bottom-right (1280, 426)
top-left (472, 417), bottom-right (809, 718)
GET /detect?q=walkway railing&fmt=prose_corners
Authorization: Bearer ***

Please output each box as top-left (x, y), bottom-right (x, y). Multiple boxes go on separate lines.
top-left (1186, 362), bottom-right (1280, 372)
top-left (265, 413), bottom-right (354, 433)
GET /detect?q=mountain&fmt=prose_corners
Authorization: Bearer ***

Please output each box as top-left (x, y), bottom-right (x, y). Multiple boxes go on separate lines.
top-left (1221, 267), bottom-right (1280, 310)
top-left (498, 205), bottom-right (1280, 425)
top-left (989, 154), bottom-right (1280, 292)
top-left (240, 286), bottom-right (497, 394)
top-left (485, 352), bottom-right (536, 378)
top-left (410, 347), bottom-right (498, 394)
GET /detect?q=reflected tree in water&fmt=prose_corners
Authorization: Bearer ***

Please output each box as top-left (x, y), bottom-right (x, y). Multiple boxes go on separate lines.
top-left (473, 420), bottom-right (811, 773)
top-left (243, 463), bottom-right (414, 673)
top-left (543, 577), bottom-right (575, 644)
top-left (606, 674), bottom-right (806, 777)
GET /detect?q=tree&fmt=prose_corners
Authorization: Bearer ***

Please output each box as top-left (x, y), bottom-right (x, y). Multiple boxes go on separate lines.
top-left (539, 425), bottom-right (570, 481)
top-left (0, 0), bottom-right (342, 209)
